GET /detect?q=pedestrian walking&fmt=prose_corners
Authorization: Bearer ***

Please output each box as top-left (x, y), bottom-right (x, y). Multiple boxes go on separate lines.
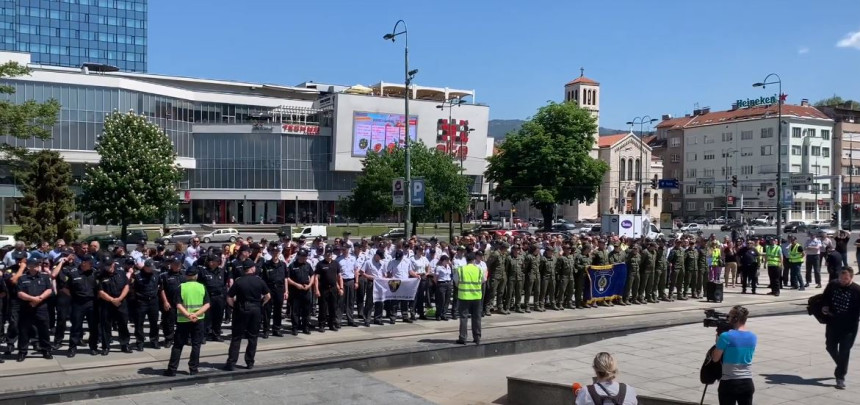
top-left (225, 260), bottom-right (270, 371)
top-left (455, 253), bottom-right (483, 345)
top-left (822, 267), bottom-right (860, 389)
top-left (164, 267), bottom-right (210, 377)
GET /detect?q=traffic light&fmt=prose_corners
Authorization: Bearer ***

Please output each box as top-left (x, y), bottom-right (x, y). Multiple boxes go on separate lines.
top-left (731, 175), bottom-right (738, 188)
top-left (651, 175), bottom-right (658, 189)
top-left (832, 211), bottom-right (838, 221)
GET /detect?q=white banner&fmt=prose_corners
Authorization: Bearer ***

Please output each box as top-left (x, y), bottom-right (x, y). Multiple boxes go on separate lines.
top-left (372, 278), bottom-right (420, 303)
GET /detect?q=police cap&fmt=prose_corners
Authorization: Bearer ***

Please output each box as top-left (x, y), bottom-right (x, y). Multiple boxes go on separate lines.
top-left (185, 267), bottom-right (199, 276)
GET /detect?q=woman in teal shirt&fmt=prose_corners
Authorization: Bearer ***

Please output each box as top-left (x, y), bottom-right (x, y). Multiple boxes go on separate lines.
top-left (711, 305), bottom-right (757, 405)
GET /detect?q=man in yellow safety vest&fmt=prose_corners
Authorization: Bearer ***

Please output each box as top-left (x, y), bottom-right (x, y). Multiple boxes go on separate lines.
top-left (165, 266), bottom-right (211, 376)
top-left (455, 253), bottom-right (485, 345)
top-left (765, 238), bottom-right (783, 297)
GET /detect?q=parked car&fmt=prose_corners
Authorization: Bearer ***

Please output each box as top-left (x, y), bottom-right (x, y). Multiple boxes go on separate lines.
top-left (720, 222), bottom-right (746, 232)
top-left (709, 216), bottom-right (727, 225)
top-left (808, 225), bottom-right (836, 237)
top-left (679, 223), bottom-right (703, 233)
top-left (376, 228), bottom-right (406, 240)
top-left (692, 217), bottom-right (709, 225)
top-left (155, 229), bottom-right (197, 245)
top-left (124, 229), bottom-right (148, 245)
top-left (782, 221), bottom-right (806, 233)
top-left (200, 228), bottom-right (240, 243)
top-left (276, 226), bottom-right (292, 238)
top-left (0, 235), bottom-right (15, 249)
top-left (461, 224), bottom-right (500, 236)
top-left (842, 220), bottom-right (860, 230)
top-left (83, 233), bottom-right (121, 249)
top-left (588, 225), bottom-right (602, 235)
top-left (551, 223), bottom-right (578, 235)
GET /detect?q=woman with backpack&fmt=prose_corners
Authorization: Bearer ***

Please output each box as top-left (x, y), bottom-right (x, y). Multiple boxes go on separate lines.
top-left (575, 352), bottom-right (639, 404)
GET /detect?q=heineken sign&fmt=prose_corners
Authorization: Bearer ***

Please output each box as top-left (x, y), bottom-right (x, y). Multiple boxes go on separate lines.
top-left (736, 95), bottom-right (777, 108)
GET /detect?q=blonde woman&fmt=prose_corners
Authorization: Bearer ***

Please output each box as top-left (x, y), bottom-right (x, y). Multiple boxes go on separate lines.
top-left (723, 241), bottom-right (738, 288)
top-left (575, 352), bottom-right (639, 405)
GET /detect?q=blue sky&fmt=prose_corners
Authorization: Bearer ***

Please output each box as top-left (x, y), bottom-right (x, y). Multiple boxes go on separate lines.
top-left (149, 0), bottom-right (860, 129)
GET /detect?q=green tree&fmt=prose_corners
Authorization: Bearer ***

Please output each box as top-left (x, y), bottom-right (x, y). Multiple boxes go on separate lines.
top-left (486, 102), bottom-right (609, 230)
top-left (13, 150), bottom-right (78, 243)
top-left (814, 95), bottom-right (860, 110)
top-left (344, 141), bottom-right (470, 235)
top-left (78, 111), bottom-right (181, 242)
top-left (0, 62), bottom-right (61, 158)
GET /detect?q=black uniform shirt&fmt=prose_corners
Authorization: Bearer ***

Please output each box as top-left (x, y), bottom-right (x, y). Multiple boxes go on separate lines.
top-left (159, 270), bottom-right (185, 304)
top-left (132, 270), bottom-right (160, 300)
top-left (262, 260), bottom-right (287, 287)
top-left (200, 266), bottom-right (227, 296)
top-left (67, 268), bottom-right (97, 301)
top-left (17, 272), bottom-right (53, 308)
top-left (288, 261), bottom-right (313, 286)
top-left (227, 275), bottom-right (269, 306)
top-left (97, 270), bottom-right (128, 298)
top-left (314, 259), bottom-right (340, 289)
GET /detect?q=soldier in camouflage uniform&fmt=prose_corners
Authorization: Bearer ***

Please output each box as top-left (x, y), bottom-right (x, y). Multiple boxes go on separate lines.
top-left (555, 245), bottom-right (576, 310)
top-left (668, 239), bottom-right (686, 301)
top-left (608, 241), bottom-right (626, 265)
top-left (505, 245), bottom-right (525, 313)
top-left (485, 242), bottom-right (509, 315)
top-left (537, 248), bottom-right (556, 312)
top-left (575, 244), bottom-right (594, 308)
top-left (622, 245), bottom-right (641, 305)
top-left (683, 241), bottom-right (699, 299)
top-left (654, 239), bottom-right (668, 302)
top-left (636, 242), bottom-right (655, 304)
top-left (522, 245), bottom-right (540, 313)
top-left (695, 239), bottom-right (708, 299)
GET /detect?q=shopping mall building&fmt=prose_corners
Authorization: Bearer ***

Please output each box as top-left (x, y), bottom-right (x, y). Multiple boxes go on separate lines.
top-left (0, 51), bottom-right (491, 224)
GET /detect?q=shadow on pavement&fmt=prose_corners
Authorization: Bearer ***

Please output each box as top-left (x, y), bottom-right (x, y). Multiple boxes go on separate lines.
top-left (417, 338), bottom-right (458, 344)
top-left (761, 373), bottom-right (831, 387)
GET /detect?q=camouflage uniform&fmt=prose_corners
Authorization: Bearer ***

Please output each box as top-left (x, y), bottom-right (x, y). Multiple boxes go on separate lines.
top-left (683, 247), bottom-right (698, 298)
top-left (485, 245), bottom-right (509, 314)
top-left (654, 244), bottom-right (668, 301)
top-left (623, 249), bottom-right (641, 305)
top-left (695, 245), bottom-right (708, 298)
top-left (574, 248), bottom-right (593, 308)
top-left (505, 250), bottom-right (525, 312)
top-left (522, 249), bottom-right (540, 312)
top-left (538, 251), bottom-right (556, 312)
top-left (637, 246), bottom-right (655, 304)
top-left (554, 250), bottom-right (576, 309)
top-left (668, 244), bottom-right (686, 300)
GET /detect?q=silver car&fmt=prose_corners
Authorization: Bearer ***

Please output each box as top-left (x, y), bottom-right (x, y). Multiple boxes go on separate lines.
top-left (200, 228), bottom-right (240, 243)
top-left (155, 229), bottom-right (197, 245)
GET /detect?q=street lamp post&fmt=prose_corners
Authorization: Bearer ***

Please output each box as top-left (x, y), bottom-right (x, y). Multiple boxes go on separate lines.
top-left (384, 20), bottom-right (416, 236)
top-left (626, 116), bottom-right (658, 214)
top-left (724, 149), bottom-right (737, 221)
top-left (753, 73), bottom-right (783, 240)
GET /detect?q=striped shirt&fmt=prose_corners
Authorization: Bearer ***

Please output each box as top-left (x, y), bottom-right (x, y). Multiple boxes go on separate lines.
top-left (716, 329), bottom-right (757, 380)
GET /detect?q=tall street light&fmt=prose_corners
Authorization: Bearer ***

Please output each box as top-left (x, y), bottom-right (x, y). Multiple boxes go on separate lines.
top-left (753, 73), bottom-right (782, 240)
top-left (626, 116), bottom-right (658, 213)
top-left (724, 149), bottom-right (738, 221)
top-left (384, 20), bottom-right (417, 235)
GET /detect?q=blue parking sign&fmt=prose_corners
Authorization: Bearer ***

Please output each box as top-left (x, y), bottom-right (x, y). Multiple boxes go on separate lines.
top-left (411, 178), bottom-right (425, 207)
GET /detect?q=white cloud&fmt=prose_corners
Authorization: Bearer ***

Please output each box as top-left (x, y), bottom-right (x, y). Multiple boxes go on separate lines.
top-left (798, 47), bottom-right (809, 55)
top-left (837, 30), bottom-right (860, 49)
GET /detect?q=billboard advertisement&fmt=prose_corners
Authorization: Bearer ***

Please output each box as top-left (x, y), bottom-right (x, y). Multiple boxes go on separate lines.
top-left (351, 112), bottom-right (418, 157)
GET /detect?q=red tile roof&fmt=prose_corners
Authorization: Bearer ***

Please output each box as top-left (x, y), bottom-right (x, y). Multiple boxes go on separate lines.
top-left (598, 133), bottom-right (629, 148)
top-left (656, 104), bottom-right (830, 130)
top-left (566, 76), bottom-right (599, 86)
top-left (655, 116), bottom-right (694, 129)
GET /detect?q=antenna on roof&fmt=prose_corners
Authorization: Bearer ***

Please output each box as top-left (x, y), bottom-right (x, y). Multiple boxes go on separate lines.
top-left (580, 67), bottom-right (584, 77)
top-left (694, 102), bottom-right (700, 110)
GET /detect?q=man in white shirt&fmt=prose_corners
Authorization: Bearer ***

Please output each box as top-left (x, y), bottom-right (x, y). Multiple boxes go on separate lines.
top-left (363, 249), bottom-right (387, 325)
top-left (335, 245), bottom-right (358, 327)
top-left (805, 234), bottom-right (823, 288)
top-left (411, 247), bottom-right (431, 320)
top-left (385, 250), bottom-right (413, 324)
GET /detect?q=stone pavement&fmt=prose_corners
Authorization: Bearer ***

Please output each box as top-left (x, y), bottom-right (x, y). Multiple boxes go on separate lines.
top-left (0, 283), bottom-right (815, 403)
top-left (375, 314), bottom-right (858, 405)
top-left (60, 368), bottom-right (433, 405)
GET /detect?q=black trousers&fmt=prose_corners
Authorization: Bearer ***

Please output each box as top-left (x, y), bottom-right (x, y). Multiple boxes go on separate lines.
top-left (412, 278), bottom-right (428, 317)
top-left (356, 278), bottom-right (370, 319)
top-left (826, 323), bottom-right (857, 380)
top-left (54, 293), bottom-right (71, 344)
top-left (6, 299), bottom-right (20, 346)
top-left (318, 287), bottom-right (339, 328)
top-left (205, 295), bottom-right (225, 337)
top-left (264, 285), bottom-right (285, 332)
top-left (168, 321), bottom-right (203, 373)
top-left (70, 299), bottom-right (99, 349)
top-left (741, 265), bottom-right (757, 292)
top-left (161, 305), bottom-right (177, 343)
top-left (806, 254), bottom-right (821, 285)
top-left (227, 303), bottom-right (262, 366)
top-left (340, 279), bottom-right (356, 324)
top-left (18, 306), bottom-right (50, 353)
top-left (288, 289), bottom-right (311, 331)
top-left (134, 297), bottom-right (160, 343)
top-left (767, 266), bottom-right (781, 296)
top-left (718, 378), bottom-right (754, 405)
top-left (435, 282), bottom-right (452, 320)
top-left (386, 300), bottom-right (410, 321)
top-left (100, 301), bottom-right (130, 349)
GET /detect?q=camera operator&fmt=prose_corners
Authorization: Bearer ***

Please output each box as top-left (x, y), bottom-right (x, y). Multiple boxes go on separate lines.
top-left (710, 305), bottom-right (757, 405)
top-left (822, 266), bottom-right (860, 390)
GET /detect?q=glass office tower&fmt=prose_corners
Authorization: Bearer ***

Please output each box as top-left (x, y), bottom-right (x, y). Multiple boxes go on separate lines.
top-left (0, 0), bottom-right (147, 72)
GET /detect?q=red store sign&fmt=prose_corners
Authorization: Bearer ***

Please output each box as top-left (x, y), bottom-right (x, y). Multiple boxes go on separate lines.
top-left (281, 124), bottom-right (320, 135)
top-left (436, 118), bottom-right (469, 160)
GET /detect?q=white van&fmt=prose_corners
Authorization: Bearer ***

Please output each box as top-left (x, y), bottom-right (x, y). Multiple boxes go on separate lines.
top-left (292, 225), bottom-right (327, 240)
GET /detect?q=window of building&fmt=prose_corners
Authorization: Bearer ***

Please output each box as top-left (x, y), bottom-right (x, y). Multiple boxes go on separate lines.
top-left (791, 164), bottom-right (802, 173)
top-left (741, 184), bottom-right (754, 192)
top-left (704, 202), bottom-right (714, 211)
top-left (686, 168), bottom-right (697, 178)
top-left (653, 194), bottom-right (658, 207)
top-left (703, 187), bottom-right (714, 195)
top-left (812, 146), bottom-right (821, 156)
top-left (808, 128), bottom-right (817, 138)
top-left (619, 159), bottom-right (626, 181)
top-left (741, 147), bottom-right (753, 157)
top-left (761, 128), bottom-right (774, 138)
top-left (704, 135), bottom-right (714, 144)
top-left (627, 158), bottom-right (633, 180)
top-left (635, 159), bottom-right (641, 180)
top-left (812, 165), bottom-right (821, 175)
top-left (721, 166), bottom-right (734, 176)
top-left (722, 132), bottom-right (733, 142)
top-left (670, 137), bottom-right (681, 147)
top-left (686, 152), bottom-right (697, 161)
top-left (792, 145), bottom-right (802, 155)
top-left (704, 169), bottom-right (715, 177)
top-left (822, 129), bottom-right (831, 140)
top-left (741, 165), bottom-right (754, 175)
top-left (671, 153), bottom-right (680, 163)
top-left (792, 127), bottom-right (802, 138)
top-left (671, 202), bottom-right (681, 211)
top-left (780, 145), bottom-right (788, 156)
top-left (823, 165), bottom-right (830, 174)
top-left (792, 202), bottom-right (802, 212)
top-left (741, 130), bottom-right (753, 140)
top-left (704, 151), bottom-right (715, 160)
top-left (823, 147), bottom-right (830, 158)
top-left (760, 145), bottom-right (773, 156)
top-left (686, 185), bottom-right (697, 195)
top-left (822, 184), bottom-right (830, 193)
top-left (687, 201), bottom-right (697, 211)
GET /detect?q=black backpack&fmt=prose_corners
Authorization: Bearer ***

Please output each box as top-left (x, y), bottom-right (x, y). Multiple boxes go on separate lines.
top-left (586, 382), bottom-right (627, 405)
top-left (700, 345), bottom-right (722, 385)
top-left (807, 293), bottom-right (828, 324)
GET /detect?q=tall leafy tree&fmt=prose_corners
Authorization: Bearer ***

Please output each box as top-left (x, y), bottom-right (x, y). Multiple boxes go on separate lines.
top-left (814, 95), bottom-right (860, 110)
top-left (79, 111), bottom-right (181, 242)
top-left (0, 62), bottom-right (61, 158)
top-left (486, 102), bottom-right (609, 230)
top-left (344, 141), bottom-right (470, 235)
top-left (13, 150), bottom-right (78, 243)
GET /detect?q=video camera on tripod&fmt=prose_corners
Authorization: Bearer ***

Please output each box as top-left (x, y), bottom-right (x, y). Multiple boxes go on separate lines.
top-left (703, 309), bottom-right (733, 333)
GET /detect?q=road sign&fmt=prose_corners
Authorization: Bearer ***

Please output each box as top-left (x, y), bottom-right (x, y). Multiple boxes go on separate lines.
top-left (790, 173), bottom-right (813, 186)
top-left (392, 178), bottom-right (405, 207)
top-left (658, 178), bottom-right (680, 189)
top-left (411, 178), bottom-right (425, 207)
top-left (727, 195), bottom-right (735, 204)
top-left (696, 178), bottom-right (715, 188)
top-left (767, 188), bottom-right (776, 198)
top-left (782, 189), bottom-right (793, 208)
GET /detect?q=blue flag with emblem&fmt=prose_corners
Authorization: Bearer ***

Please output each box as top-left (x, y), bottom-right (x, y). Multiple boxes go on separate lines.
top-left (585, 263), bottom-right (627, 304)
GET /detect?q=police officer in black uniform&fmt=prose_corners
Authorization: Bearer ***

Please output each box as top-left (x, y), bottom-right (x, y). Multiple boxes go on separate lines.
top-left (65, 255), bottom-right (99, 357)
top-left (51, 253), bottom-right (74, 350)
top-left (225, 259), bottom-right (270, 371)
top-left (262, 246), bottom-right (287, 338)
top-left (200, 253), bottom-right (227, 341)
top-left (15, 257), bottom-right (54, 361)
top-left (314, 246), bottom-right (342, 332)
top-left (97, 260), bottom-right (132, 355)
top-left (287, 249), bottom-right (314, 335)
top-left (159, 257), bottom-right (184, 347)
top-left (131, 259), bottom-right (161, 351)
top-left (3, 252), bottom-right (28, 356)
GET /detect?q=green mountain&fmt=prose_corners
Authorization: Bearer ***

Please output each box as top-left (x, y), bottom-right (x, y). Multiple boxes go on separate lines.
top-left (488, 119), bottom-right (628, 138)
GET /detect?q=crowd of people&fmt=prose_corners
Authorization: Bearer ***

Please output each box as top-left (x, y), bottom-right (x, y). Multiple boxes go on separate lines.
top-left (0, 227), bottom-right (851, 374)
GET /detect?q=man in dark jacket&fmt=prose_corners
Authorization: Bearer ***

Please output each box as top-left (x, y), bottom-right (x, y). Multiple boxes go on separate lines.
top-left (822, 267), bottom-right (860, 389)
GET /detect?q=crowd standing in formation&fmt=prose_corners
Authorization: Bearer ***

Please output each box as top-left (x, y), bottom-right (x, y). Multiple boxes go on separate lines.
top-left (0, 228), bottom-right (852, 374)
